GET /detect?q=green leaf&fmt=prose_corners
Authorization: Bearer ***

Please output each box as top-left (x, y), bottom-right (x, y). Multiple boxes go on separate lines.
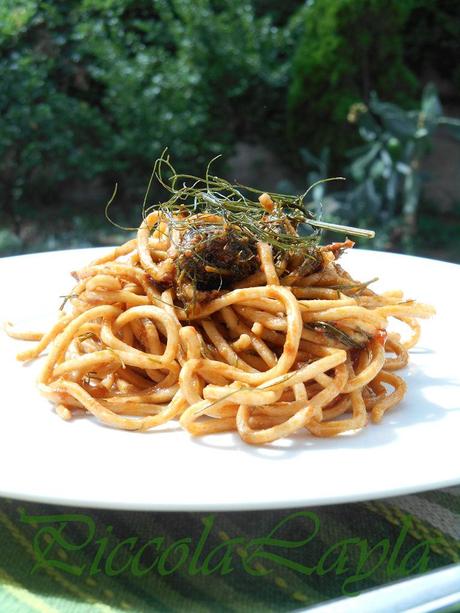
top-left (421, 82), bottom-right (442, 122)
top-left (348, 143), bottom-right (381, 182)
top-left (369, 92), bottom-right (418, 138)
top-left (439, 117), bottom-right (460, 141)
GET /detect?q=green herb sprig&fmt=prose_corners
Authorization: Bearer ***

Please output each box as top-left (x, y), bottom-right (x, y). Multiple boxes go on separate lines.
top-left (132, 149), bottom-right (375, 255)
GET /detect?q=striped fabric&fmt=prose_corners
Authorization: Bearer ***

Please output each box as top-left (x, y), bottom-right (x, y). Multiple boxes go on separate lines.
top-left (0, 488), bottom-right (458, 612)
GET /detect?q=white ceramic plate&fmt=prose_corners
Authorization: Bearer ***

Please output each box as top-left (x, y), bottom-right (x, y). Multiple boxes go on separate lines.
top-left (0, 248), bottom-right (459, 511)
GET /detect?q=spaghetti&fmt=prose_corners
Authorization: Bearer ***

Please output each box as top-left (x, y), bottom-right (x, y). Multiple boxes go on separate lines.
top-left (5, 164), bottom-right (435, 445)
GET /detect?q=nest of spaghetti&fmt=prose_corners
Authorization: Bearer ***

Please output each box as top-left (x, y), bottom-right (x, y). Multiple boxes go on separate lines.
top-left (6, 164), bottom-right (435, 444)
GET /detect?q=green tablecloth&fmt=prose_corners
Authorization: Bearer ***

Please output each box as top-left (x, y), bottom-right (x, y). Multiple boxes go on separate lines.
top-left (0, 487), bottom-right (459, 612)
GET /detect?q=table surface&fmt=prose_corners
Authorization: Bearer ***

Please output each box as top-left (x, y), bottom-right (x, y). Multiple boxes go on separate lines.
top-left (0, 486), bottom-right (458, 612)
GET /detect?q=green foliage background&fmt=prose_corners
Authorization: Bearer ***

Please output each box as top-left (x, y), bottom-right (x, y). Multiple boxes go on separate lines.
top-left (0, 0), bottom-right (459, 258)
top-left (0, 0), bottom-right (298, 233)
top-left (287, 0), bottom-right (418, 167)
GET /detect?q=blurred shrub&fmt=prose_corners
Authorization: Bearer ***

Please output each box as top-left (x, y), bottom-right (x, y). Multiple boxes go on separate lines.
top-left (0, 2), bottom-right (111, 232)
top-left (299, 84), bottom-right (460, 250)
top-left (288, 0), bottom-right (419, 168)
top-left (0, 0), bottom-right (297, 233)
top-left (404, 0), bottom-right (460, 93)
